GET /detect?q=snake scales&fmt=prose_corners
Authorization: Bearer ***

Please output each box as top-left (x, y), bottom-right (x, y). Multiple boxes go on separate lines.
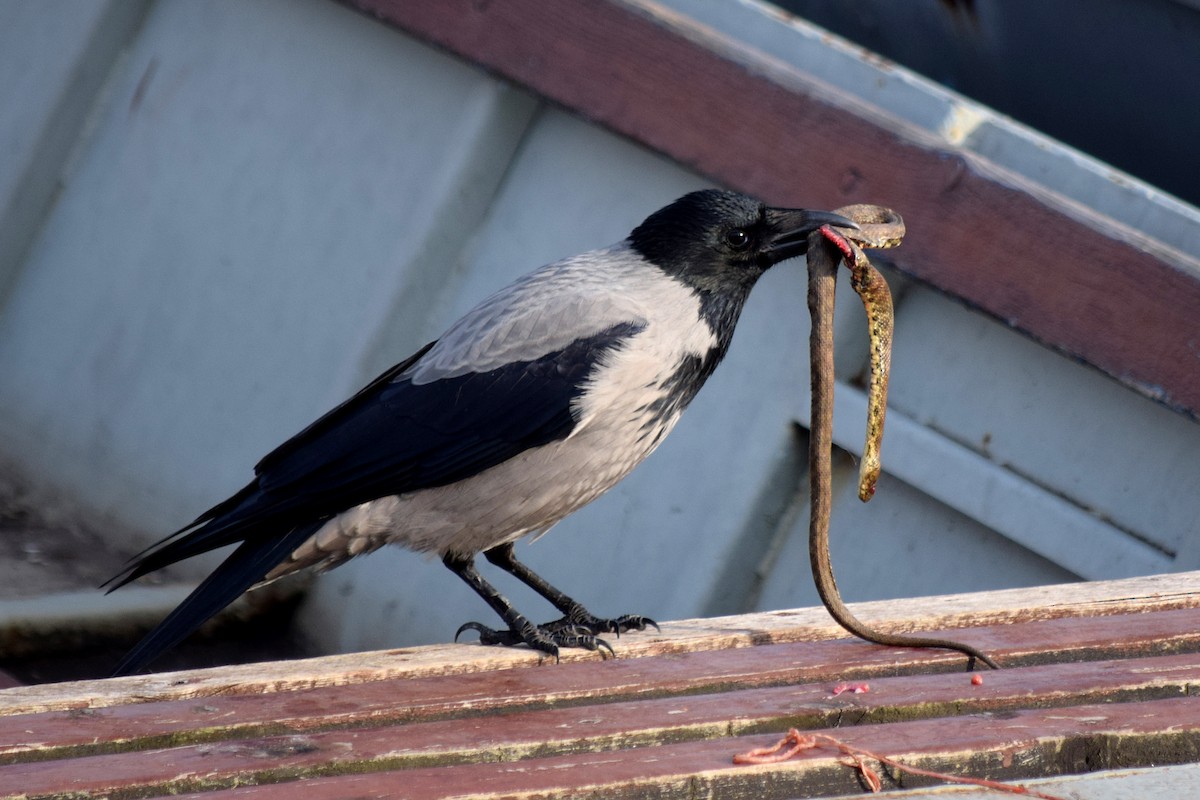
top-left (805, 205), bottom-right (1000, 671)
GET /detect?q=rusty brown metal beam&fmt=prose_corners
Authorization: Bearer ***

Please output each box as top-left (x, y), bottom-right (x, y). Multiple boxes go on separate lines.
top-left (345, 0), bottom-right (1200, 420)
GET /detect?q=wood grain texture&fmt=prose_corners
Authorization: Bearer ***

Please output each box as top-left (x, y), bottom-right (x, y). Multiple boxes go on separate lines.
top-left (2, 572), bottom-right (1199, 797)
top-left (6, 609), bottom-right (1199, 765)
top-left (10, 695), bottom-right (1200, 799)
top-left (343, 0), bottom-right (1200, 419)
top-left (3, 570), bottom-right (1197, 716)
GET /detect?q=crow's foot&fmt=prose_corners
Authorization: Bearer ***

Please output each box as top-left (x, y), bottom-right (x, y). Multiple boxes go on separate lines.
top-left (455, 619), bottom-right (615, 660)
top-left (551, 609), bottom-right (659, 638)
top-left (476, 545), bottom-right (659, 643)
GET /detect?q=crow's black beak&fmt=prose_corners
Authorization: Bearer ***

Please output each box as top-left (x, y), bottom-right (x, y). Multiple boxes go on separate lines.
top-left (762, 208), bottom-right (859, 265)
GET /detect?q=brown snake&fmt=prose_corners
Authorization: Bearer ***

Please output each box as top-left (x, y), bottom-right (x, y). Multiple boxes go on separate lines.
top-left (806, 205), bottom-right (1000, 671)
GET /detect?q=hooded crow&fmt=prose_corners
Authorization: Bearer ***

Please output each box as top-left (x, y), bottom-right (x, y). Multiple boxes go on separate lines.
top-left (106, 189), bottom-right (854, 675)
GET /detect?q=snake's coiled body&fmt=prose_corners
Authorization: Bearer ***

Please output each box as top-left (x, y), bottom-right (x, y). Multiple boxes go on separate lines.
top-left (807, 205), bottom-right (999, 670)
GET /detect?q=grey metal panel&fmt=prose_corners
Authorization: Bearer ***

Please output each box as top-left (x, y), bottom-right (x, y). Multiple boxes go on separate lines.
top-left (0, 0), bottom-right (536, 543)
top-left (755, 458), bottom-right (1078, 612)
top-left (889, 287), bottom-right (1200, 564)
top-left (0, 0), bottom-right (150, 308)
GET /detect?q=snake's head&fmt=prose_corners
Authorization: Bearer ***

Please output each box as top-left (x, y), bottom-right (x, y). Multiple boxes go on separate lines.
top-left (818, 225), bottom-right (859, 263)
top-left (761, 208), bottom-right (860, 265)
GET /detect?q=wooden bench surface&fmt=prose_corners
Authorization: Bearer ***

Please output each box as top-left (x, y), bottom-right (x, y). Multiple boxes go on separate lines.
top-left (2, 571), bottom-right (1199, 798)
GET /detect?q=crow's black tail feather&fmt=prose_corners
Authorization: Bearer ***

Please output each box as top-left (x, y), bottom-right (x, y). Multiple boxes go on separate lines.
top-left (102, 482), bottom-right (308, 594)
top-left (110, 520), bottom-right (323, 677)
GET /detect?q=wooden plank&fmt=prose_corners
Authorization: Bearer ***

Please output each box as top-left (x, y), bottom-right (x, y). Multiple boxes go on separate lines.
top-left (5, 606), bottom-right (1200, 765)
top-left (3, 571), bottom-right (1197, 716)
top-left (16, 695), bottom-right (1191, 800)
top-left (2, 575), bottom-right (1196, 798)
top-left (343, 0), bottom-right (1200, 419)
top-left (6, 652), bottom-right (1199, 798)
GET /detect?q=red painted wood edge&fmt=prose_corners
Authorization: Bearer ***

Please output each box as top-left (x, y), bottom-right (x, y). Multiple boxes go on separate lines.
top-left (342, 0), bottom-right (1200, 419)
top-left (8, 654), bottom-right (1199, 797)
top-left (95, 695), bottom-right (1200, 800)
top-left (6, 607), bottom-right (1197, 763)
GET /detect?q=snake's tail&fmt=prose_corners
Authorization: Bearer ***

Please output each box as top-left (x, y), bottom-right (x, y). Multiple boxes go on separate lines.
top-left (808, 225), bottom-right (999, 671)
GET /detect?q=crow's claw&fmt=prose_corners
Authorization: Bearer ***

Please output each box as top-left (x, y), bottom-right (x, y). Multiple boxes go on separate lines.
top-left (454, 619), bottom-right (615, 659)
top-left (455, 620), bottom-right (519, 646)
top-left (554, 610), bottom-right (659, 638)
top-left (608, 614), bottom-right (660, 636)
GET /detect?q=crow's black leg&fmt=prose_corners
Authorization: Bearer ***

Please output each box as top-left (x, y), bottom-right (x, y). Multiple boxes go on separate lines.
top-left (443, 552), bottom-right (609, 659)
top-left (483, 542), bottom-right (658, 639)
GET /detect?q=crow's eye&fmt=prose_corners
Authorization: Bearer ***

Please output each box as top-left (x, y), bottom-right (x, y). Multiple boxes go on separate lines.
top-left (724, 228), bottom-right (751, 250)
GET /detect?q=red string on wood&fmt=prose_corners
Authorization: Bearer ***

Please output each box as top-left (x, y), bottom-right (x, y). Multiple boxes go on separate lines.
top-left (733, 729), bottom-right (1068, 799)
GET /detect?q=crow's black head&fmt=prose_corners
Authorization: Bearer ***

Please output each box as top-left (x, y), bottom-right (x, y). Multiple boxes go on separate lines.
top-left (629, 189), bottom-right (854, 295)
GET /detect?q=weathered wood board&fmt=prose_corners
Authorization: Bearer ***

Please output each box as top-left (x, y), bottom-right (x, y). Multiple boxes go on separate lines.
top-left (2, 572), bottom-right (1198, 798)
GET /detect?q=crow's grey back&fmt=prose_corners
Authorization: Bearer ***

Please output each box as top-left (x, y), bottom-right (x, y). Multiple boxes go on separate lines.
top-left (408, 244), bottom-right (662, 384)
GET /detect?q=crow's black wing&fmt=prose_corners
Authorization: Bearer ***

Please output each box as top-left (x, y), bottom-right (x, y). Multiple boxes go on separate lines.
top-left (107, 321), bottom-right (644, 588)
